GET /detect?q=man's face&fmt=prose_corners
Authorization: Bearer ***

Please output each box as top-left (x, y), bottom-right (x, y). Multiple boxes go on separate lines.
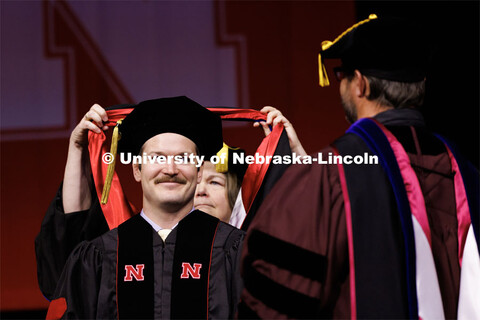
top-left (339, 77), bottom-right (358, 124)
top-left (194, 161), bottom-right (232, 223)
top-left (133, 133), bottom-right (200, 211)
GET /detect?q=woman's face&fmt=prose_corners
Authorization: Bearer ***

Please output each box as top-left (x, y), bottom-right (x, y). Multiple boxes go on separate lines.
top-left (194, 161), bottom-right (232, 223)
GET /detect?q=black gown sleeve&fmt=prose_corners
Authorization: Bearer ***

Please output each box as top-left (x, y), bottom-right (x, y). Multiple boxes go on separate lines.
top-left (35, 182), bottom-right (109, 300)
top-left (49, 241), bottom-right (104, 319)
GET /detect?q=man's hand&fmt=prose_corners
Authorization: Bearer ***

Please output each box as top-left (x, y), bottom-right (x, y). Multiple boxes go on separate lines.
top-left (254, 106), bottom-right (307, 156)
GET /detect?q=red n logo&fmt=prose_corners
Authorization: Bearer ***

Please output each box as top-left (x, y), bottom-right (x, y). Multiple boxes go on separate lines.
top-left (124, 264), bottom-right (145, 281)
top-left (180, 263), bottom-right (202, 279)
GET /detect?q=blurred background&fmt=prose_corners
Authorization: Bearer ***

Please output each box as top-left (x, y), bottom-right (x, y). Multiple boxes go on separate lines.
top-left (1, 0), bottom-right (478, 318)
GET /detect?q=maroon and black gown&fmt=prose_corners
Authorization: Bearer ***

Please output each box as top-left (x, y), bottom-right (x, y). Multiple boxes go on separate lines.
top-left (239, 108), bottom-right (478, 319)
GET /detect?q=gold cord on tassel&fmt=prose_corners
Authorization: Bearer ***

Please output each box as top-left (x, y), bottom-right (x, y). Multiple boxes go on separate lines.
top-left (318, 14), bottom-right (378, 87)
top-left (101, 119), bottom-right (122, 205)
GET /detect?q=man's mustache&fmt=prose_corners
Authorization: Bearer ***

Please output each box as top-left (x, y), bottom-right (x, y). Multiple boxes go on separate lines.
top-left (154, 176), bottom-right (187, 184)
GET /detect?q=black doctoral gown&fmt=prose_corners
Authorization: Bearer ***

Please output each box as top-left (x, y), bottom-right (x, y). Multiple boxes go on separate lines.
top-left (48, 210), bottom-right (245, 319)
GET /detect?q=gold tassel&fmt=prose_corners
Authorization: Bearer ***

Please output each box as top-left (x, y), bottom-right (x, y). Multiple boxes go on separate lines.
top-left (318, 14), bottom-right (378, 87)
top-left (318, 52), bottom-right (330, 87)
top-left (101, 119), bottom-right (122, 205)
top-left (215, 143), bottom-right (229, 173)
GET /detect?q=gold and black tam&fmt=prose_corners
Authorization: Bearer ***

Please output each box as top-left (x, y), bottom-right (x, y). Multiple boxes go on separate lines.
top-left (318, 14), bottom-right (429, 86)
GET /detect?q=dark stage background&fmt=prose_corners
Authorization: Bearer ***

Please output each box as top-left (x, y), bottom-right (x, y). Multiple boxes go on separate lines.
top-left (1, 1), bottom-right (478, 317)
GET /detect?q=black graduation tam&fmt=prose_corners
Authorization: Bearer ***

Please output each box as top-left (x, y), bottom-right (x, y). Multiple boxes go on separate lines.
top-left (318, 14), bottom-right (429, 86)
top-left (118, 96), bottom-right (223, 158)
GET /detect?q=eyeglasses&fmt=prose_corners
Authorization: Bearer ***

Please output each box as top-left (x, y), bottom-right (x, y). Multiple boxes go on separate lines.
top-left (333, 66), bottom-right (353, 82)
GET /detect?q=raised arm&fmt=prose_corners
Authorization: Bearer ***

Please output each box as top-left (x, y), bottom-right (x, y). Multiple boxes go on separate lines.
top-left (62, 104), bottom-right (109, 213)
top-left (36, 104), bottom-right (110, 300)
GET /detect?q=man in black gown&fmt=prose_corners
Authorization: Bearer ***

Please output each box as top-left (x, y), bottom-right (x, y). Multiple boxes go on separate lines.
top-left (45, 96), bottom-right (244, 319)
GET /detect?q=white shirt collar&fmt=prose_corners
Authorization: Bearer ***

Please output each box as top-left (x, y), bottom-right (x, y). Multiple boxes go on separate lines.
top-left (140, 207), bottom-right (195, 232)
